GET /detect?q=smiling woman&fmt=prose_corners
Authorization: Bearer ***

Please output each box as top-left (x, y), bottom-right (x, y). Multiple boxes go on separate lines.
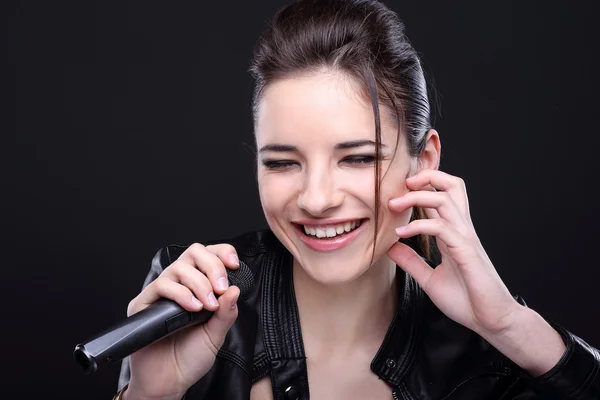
top-left (115, 1), bottom-right (600, 399)
top-left (254, 73), bottom-right (431, 286)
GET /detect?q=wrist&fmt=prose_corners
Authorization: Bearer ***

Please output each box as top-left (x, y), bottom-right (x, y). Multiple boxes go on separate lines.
top-left (479, 305), bottom-right (566, 376)
top-left (120, 385), bottom-right (185, 400)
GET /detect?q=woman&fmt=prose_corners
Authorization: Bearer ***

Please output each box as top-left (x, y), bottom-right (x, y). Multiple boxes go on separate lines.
top-left (116, 0), bottom-right (600, 399)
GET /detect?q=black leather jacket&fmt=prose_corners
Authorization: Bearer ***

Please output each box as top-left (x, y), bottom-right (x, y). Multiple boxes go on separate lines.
top-left (118, 230), bottom-right (600, 399)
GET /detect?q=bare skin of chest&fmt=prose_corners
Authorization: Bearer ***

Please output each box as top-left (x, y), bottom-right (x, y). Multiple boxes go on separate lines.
top-left (250, 361), bottom-right (393, 400)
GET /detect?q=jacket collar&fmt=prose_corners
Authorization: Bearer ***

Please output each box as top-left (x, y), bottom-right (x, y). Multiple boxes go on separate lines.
top-left (261, 234), bottom-right (423, 388)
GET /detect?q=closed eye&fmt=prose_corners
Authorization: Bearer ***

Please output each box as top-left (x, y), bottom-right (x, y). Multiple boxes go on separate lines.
top-left (261, 160), bottom-right (298, 170)
top-left (261, 155), bottom-right (377, 170)
top-left (342, 155), bottom-right (376, 165)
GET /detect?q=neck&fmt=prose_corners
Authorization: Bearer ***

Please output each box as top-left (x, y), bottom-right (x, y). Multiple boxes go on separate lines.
top-left (292, 256), bottom-right (398, 360)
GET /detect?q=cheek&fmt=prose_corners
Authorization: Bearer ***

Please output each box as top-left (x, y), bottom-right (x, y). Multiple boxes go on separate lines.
top-left (341, 169), bottom-right (375, 202)
top-left (380, 180), bottom-right (408, 204)
top-left (378, 166), bottom-right (413, 225)
top-left (257, 174), bottom-right (297, 214)
top-left (379, 153), bottom-right (414, 201)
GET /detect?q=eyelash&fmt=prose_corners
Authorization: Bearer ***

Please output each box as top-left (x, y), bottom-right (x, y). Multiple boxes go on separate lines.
top-left (261, 155), bottom-right (376, 170)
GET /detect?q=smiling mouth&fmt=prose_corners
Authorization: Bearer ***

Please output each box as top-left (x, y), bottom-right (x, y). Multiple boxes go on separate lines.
top-left (293, 219), bottom-right (367, 239)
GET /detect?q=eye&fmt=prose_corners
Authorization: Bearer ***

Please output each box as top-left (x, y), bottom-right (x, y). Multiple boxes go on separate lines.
top-left (341, 155), bottom-right (376, 165)
top-left (261, 160), bottom-right (299, 170)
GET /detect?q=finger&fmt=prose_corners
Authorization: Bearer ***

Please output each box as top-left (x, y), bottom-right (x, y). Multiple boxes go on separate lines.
top-left (419, 184), bottom-right (441, 220)
top-left (406, 170), bottom-right (470, 216)
top-left (202, 285), bottom-right (240, 351)
top-left (390, 191), bottom-right (465, 228)
top-left (395, 218), bottom-right (464, 249)
top-left (166, 261), bottom-right (221, 311)
top-left (178, 243), bottom-right (231, 295)
top-left (204, 244), bottom-right (241, 269)
top-left (407, 169), bottom-right (461, 191)
top-left (423, 207), bottom-right (440, 220)
top-left (387, 241), bottom-right (433, 289)
top-left (128, 278), bottom-right (202, 317)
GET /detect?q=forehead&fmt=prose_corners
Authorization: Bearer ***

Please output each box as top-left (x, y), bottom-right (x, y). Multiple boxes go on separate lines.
top-left (255, 72), bottom-right (398, 148)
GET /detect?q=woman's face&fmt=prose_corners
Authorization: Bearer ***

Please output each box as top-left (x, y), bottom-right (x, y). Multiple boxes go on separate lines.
top-left (255, 71), bottom-right (416, 284)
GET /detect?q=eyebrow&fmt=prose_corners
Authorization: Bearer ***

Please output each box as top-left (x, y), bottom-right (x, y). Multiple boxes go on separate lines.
top-left (258, 140), bottom-right (386, 153)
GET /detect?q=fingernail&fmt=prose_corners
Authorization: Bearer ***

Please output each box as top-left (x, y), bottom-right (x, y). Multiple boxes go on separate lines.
top-left (217, 277), bottom-right (229, 291)
top-left (231, 295), bottom-right (239, 309)
top-left (229, 253), bottom-right (240, 266)
top-left (192, 296), bottom-right (203, 307)
top-left (208, 292), bottom-right (218, 307)
top-left (395, 226), bottom-right (407, 234)
top-left (390, 196), bottom-right (403, 205)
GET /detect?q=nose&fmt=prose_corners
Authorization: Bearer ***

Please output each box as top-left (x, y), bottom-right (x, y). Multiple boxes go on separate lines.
top-left (297, 169), bottom-right (343, 215)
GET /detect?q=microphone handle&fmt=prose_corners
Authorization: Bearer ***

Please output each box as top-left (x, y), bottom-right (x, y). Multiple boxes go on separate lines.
top-left (74, 299), bottom-right (213, 374)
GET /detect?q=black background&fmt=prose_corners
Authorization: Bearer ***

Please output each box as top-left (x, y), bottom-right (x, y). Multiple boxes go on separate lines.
top-left (8, 1), bottom-right (600, 398)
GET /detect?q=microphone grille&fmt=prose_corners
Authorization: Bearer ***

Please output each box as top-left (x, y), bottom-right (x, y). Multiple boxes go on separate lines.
top-left (226, 260), bottom-right (255, 302)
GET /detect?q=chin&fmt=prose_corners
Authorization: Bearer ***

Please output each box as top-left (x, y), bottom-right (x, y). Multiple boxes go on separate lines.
top-left (294, 256), bottom-right (371, 285)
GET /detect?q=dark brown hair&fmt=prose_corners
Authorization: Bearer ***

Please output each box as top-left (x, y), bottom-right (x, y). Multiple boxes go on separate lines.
top-left (249, 0), bottom-right (440, 264)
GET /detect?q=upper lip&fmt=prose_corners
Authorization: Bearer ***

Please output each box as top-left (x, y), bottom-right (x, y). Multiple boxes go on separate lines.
top-left (293, 218), bottom-right (366, 227)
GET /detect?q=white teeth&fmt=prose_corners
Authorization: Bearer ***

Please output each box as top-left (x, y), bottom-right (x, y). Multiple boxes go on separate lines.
top-left (302, 220), bottom-right (362, 239)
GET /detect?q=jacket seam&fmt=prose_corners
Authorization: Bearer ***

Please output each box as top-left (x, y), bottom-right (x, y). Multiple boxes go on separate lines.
top-left (438, 367), bottom-right (514, 400)
top-left (386, 274), bottom-right (424, 385)
top-left (251, 368), bottom-right (270, 384)
top-left (399, 278), bottom-right (424, 379)
top-left (251, 352), bottom-right (271, 383)
top-left (216, 348), bottom-right (250, 377)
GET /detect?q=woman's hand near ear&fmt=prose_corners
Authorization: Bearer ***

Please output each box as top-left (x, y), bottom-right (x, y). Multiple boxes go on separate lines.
top-left (387, 170), bottom-right (566, 377)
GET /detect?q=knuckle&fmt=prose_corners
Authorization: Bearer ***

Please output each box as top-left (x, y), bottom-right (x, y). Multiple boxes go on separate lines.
top-left (202, 260), bottom-right (221, 276)
top-left (206, 243), bottom-right (236, 256)
top-left (188, 242), bottom-right (206, 254)
top-left (167, 260), bottom-right (185, 273)
top-left (177, 285), bottom-right (192, 298)
top-left (152, 277), bottom-right (170, 293)
top-left (221, 244), bottom-right (236, 255)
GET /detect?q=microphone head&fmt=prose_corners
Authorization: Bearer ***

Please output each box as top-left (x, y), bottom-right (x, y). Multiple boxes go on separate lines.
top-left (226, 260), bottom-right (254, 302)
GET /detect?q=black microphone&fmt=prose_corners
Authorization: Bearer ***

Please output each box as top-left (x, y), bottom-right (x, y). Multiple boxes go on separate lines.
top-left (73, 260), bottom-right (254, 374)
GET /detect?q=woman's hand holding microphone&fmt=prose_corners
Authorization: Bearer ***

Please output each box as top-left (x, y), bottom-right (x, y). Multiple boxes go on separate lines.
top-left (122, 243), bottom-right (241, 400)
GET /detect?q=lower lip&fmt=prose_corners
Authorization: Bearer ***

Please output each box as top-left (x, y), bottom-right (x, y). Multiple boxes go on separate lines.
top-left (295, 220), bottom-right (368, 252)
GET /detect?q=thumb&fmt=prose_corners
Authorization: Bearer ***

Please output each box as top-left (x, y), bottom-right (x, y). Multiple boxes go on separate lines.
top-left (387, 241), bottom-right (433, 288)
top-left (203, 285), bottom-right (240, 349)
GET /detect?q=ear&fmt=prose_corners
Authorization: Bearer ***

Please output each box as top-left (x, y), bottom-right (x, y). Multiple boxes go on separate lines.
top-left (417, 129), bottom-right (441, 172)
